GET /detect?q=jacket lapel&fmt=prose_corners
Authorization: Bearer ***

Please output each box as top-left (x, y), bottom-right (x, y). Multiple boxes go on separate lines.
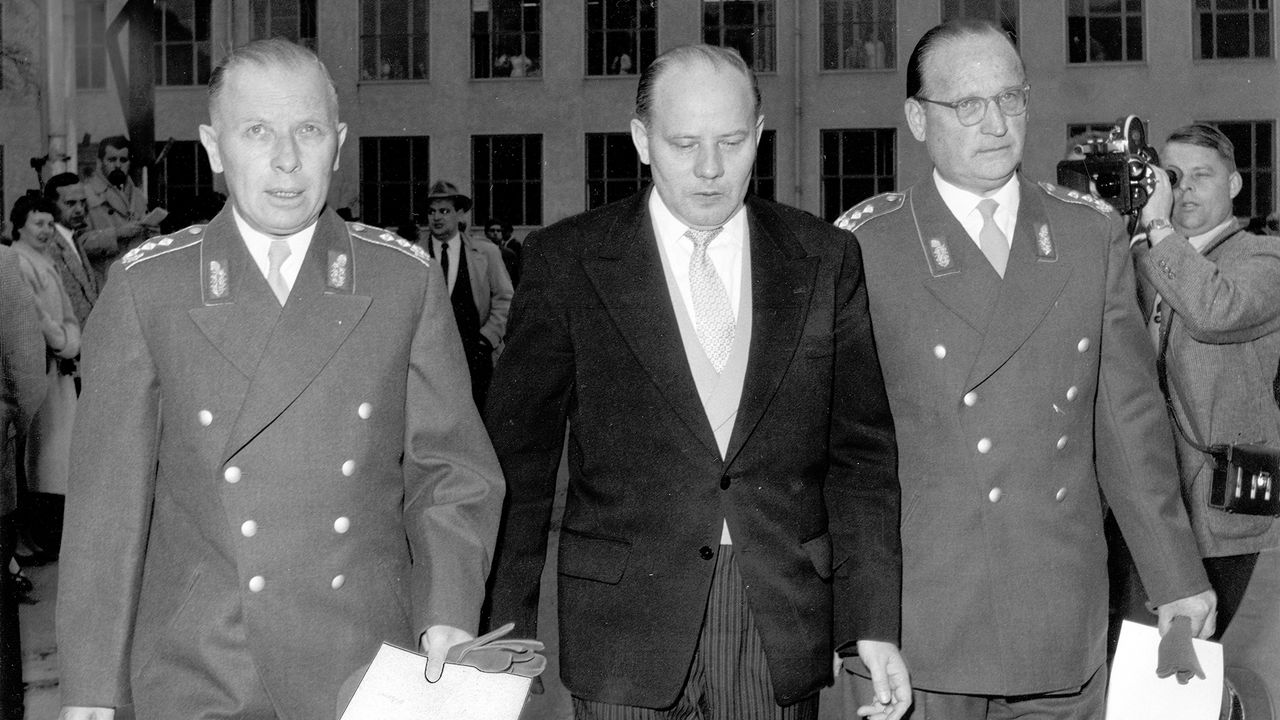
top-left (912, 183), bottom-right (1002, 334)
top-left (582, 192), bottom-right (720, 455)
top-left (723, 198), bottom-right (816, 466)
top-left (223, 210), bottom-right (371, 460)
top-left (963, 178), bottom-right (1072, 390)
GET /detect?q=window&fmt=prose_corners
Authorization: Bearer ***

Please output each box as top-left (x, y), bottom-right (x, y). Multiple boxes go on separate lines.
top-left (821, 128), bottom-right (895, 222)
top-left (822, 0), bottom-right (895, 70)
top-left (76, 0), bottom-right (107, 89)
top-left (1195, 0), bottom-right (1271, 60)
top-left (473, 134), bottom-right (542, 226)
top-left (251, 0), bottom-right (318, 51)
top-left (360, 136), bottom-right (430, 229)
top-left (1067, 0), bottom-right (1143, 63)
top-left (585, 0), bottom-right (656, 77)
top-left (750, 130), bottom-right (776, 200)
top-left (586, 133), bottom-right (650, 210)
top-left (361, 0), bottom-right (428, 80)
top-left (153, 0), bottom-right (212, 86)
top-left (942, 0), bottom-right (1018, 43)
top-left (1202, 120), bottom-right (1274, 220)
top-left (473, 0), bottom-right (541, 79)
top-left (703, 1), bottom-right (777, 72)
top-left (148, 140), bottom-right (214, 221)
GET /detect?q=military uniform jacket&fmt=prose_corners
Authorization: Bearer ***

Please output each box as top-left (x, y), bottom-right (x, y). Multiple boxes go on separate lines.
top-left (56, 206), bottom-right (504, 719)
top-left (484, 191), bottom-right (900, 708)
top-left (1136, 220), bottom-right (1280, 557)
top-left (837, 175), bottom-right (1208, 695)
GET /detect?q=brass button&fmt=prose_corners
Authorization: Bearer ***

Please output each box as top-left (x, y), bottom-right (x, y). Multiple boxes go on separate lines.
top-left (240, 520), bottom-right (257, 538)
top-left (248, 575), bottom-right (265, 592)
top-left (977, 438), bottom-right (992, 454)
top-left (224, 466), bottom-right (241, 483)
top-left (963, 392), bottom-right (977, 407)
top-left (988, 487), bottom-right (1003, 503)
top-left (1056, 435), bottom-right (1068, 450)
top-left (331, 575), bottom-right (346, 590)
top-left (933, 344), bottom-right (947, 359)
top-left (1077, 338), bottom-right (1090, 353)
top-left (341, 460), bottom-right (356, 477)
top-left (198, 410), bottom-right (213, 426)
top-left (334, 517), bottom-right (350, 534)
top-left (1066, 386), bottom-right (1079, 401)
top-left (357, 402), bottom-right (373, 419)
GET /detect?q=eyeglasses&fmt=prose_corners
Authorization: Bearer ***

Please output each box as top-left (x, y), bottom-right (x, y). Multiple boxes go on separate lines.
top-left (915, 84), bottom-right (1031, 127)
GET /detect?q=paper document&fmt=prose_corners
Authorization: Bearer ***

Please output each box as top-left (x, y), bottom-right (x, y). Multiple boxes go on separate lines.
top-left (142, 207), bottom-right (169, 226)
top-left (339, 642), bottom-right (531, 720)
top-left (1106, 620), bottom-right (1223, 720)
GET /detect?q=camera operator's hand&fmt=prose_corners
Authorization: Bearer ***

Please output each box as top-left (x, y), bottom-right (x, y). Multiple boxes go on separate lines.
top-left (1139, 163), bottom-right (1176, 243)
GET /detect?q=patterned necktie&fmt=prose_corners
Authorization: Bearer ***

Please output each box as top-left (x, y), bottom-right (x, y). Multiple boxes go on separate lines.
top-left (977, 198), bottom-right (1009, 278)
top-left (267, 240), bottom-right (291, 305)
top-left (685, 227), bottom-right (734, 373)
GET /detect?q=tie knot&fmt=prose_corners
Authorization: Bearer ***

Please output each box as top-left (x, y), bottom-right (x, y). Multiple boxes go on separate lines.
top-left (977, 198), bottom-right (999, 220)
top-left (684, 227), bottom-right (723, 249)
top-left (267, 239), bottom-right (291, 269)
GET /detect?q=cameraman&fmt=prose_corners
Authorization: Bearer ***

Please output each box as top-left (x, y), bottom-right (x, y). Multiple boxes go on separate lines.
top-left (1134, 123), bottom-right (1280, 713)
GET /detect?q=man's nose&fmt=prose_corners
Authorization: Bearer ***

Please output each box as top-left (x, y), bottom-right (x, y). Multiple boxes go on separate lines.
top-left (978, 100), bottom-right (1008, 136)
top-left (273, 135), bottom-right (301, 173)
top-left (694, 144), bottom-right (724, 180)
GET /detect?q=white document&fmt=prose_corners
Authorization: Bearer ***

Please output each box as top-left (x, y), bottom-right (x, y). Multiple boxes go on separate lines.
top-left (1105, 620), bottom-right (1224, 720)
top-left (340, 642), bottom-right (531, 720)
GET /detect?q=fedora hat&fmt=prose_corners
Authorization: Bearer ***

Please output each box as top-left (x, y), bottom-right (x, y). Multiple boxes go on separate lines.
top-left (425, 181), bottom-right (472, 213)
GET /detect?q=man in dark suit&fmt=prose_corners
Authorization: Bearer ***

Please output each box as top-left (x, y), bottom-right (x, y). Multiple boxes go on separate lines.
top-left (835, 19), bottom-right (1213, 719)
top-left (0, 244), bottom-right (49, 720)
top-left (56, 38), bottom-right (504, 720)
top-left (44, 174), bottom-right (101, 330)
top-left (485, 44), bottom-right (908, 720)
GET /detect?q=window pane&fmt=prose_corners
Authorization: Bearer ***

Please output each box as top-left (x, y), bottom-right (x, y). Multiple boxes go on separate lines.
top-left (362, 0), bottom-right (429, 81)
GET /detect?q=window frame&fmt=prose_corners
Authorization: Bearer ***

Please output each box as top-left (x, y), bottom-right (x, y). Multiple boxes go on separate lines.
top-left (250, 0), bottom-right (318, 51)
top-left (1197, 119), bottom-right (1276, 221)
top-left (749, 129), bottom-right (777, 201)
top-left (358, 135), bottom-right (431, 230)
top-left (148, 140), bottom-right (215, 221)
top-left (820, 0), bottom-right (896, 72)
top-left (1193, 0), bottom-right (1272, 61)
top-left (702, 0), bottom-right (778, 73)
top-left (585, 132), bottom-right (650, 210)
top-left (76, 0), bottom-right (108, 89)
top-left (360, 0), bottom-right (430, 82)
top-left (1066, 0), bottom-right (1145, 64)
top-left (941, 0), bottom-right (1019, 44)
top-left (584, 0), bottom-right (657, 78)
top-left (153, 0), bottom-right (213, 87)
top-left (473, 134), bottom-right (543, 227)
top-left (472, 0), bottom-right (542, 80)
top-left (820, 127), bottom-right (897, 222)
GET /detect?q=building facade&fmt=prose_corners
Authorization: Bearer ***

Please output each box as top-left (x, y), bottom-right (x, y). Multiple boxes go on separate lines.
top-left (1, 0), bottom-right (1276, 235)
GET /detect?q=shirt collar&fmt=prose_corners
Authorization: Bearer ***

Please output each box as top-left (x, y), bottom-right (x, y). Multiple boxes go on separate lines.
top-left (648, 187), bottom-right (747, 247)
top-left (933, 170), bottom-right (1020, 225)
top-left (231, 207), bottom-right (317, 251)
top-left (1187, 217), bottom-right (1236, 253)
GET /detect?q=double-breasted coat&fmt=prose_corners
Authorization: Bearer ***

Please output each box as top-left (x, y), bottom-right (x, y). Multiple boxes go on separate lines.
top-left (484, 191), bottom-right (900, 708)
top-left (838, 176), bottom-right (1209, 696)
top-left (56, 206), bottom-right (504, 719)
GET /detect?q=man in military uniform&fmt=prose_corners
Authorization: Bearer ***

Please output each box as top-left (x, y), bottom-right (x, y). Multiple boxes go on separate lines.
top-left (835, 19), bottom-right (1214, 719)
top-left (56, 38), bottom-right (504, 720)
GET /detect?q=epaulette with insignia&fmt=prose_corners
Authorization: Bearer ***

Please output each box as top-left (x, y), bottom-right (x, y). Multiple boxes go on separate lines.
top-left (834, 192), bottom-right (906, 232)
top-left (1038, 181), bottom-right (1116, 216)
top-left (121, 225), bottom-right (205, 269)
top-left (346, 222), bottom-right (432, 268)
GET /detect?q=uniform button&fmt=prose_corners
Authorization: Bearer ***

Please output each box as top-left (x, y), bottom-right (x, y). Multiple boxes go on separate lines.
top-left (248, 575), bottom-right (265, 592)
top-left (341, 460), bottom-right (356, 477)
top-left (240, 520), bottom-right (258, 537)
top-left (357, 402), bottom-right (373, 419)
top-left (988, 487), bottom-right (1003, 503)
top-left (1056, 435), bottom-right (1068, 450)
top-left (1055, 487), bottom-right (1068, 502)
top-left (963, 392), bottom-right (977, 407)
top-left (1077, 338), bottom-right (1090, 353)
top-left (197, 410), bottom-right (213, 426)
top-left (977, 438), bottom-right (992, 454)
top-left (720, 477), bottom-right (731, 490)
top-left (933, 344), bottom-right (947, 359)
top-left (1066, 386), bottom-right (1079, 401)
top-left (331, 574), bottom-right (346, 590)
top-left (699, 546), bottom-right (714, 560)
top-left (224, 466), bottom-right (241, 483)
top-left (334, 517), bottom-right (350, 534)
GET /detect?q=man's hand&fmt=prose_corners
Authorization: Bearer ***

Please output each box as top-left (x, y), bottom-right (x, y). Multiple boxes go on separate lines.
top-left (1138, 162), bottom-right (1175, 242)
top-left (420, 624), bottom-right (474, 683)
top-left (849, 640), bottom-right (912, 720)
top-left (1157, 588), bottom-right (1217, 639)
top-left (118, 221), bottom-right (146, 241)
top-left (58, 707), bottom-right (115, 720)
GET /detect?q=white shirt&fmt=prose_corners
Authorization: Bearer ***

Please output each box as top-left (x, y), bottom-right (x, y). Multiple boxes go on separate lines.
top-left (232, 208), bottom-right (314, 294)
top-left (648, 190), bottom-right (745, 320)
top-left (1187, 217), bottom-right (1236, 253)
top-left (934, 170), bottom-right (1020, 251)
top-left (432, 232), bottom-right (462, 294)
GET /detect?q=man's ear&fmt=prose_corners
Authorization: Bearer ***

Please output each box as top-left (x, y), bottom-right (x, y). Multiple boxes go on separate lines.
top-left (630, 118), bottom-right (652, 166)
top-left (904, 99), bottom-right (927, 142)
top-left (1229, 170), bottom-right (1243, 200)
top-left (199, 124), bottom-right (224, 174)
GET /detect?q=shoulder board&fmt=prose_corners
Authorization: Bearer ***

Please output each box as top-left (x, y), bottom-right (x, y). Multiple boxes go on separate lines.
top-left (834, 192), bottom-right (906, 232)
top-left (1038, 181), bottom-right (1116, 216)
top-left (121, 226), bottom-right (205, 269)
top-left (346, 222), bottom-right (432, 268)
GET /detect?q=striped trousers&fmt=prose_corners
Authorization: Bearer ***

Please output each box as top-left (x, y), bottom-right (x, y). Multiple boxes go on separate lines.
top-left (573, 545), bottom-right (820, 720)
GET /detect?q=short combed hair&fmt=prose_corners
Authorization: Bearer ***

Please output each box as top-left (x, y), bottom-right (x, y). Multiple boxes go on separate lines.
top-left (1165, 124), bottom-right (1238, 173)
top-left (9, 195), bottom-right (59, 244)
top-left (207, 38), bottom-right (338, 121)
top-left (98, 135), bottom-right (130, 160)
top-left (906, 18), bottom-right (1022, 99)
top-left (43, 172), bottom-right (82, 201)
top-left (634, 44), bottom-right (761, 125)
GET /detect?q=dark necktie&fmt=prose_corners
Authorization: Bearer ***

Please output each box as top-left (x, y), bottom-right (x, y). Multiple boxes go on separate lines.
top-left (440, 240), bottom-right (451, 285)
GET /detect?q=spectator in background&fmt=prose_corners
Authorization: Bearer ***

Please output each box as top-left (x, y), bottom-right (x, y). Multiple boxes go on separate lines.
top-left (1134, 122), bottom-right (1280, 716)
top-left (43, 174), bottom-right (101, 329)
top-left (83, 135), bottom-right (161, 284)
top-left (0, 242), bottom-right (48, 720)
top-left (484, 218), bottom-right (521, 286)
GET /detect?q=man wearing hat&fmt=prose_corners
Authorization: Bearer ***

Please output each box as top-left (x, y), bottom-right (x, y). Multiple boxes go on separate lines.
top-left (420, 181), bottom-right (513, 408)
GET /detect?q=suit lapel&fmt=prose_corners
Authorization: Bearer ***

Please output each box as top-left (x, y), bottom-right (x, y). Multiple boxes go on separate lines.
top-left (913, 183), bottom-right (1001, 333)
top-left (582, 192), bottom-right (720, 455)
top-left (723, 199), bottom-right (816, 466)
top-left (223, 210), bottom-right (371, 460)
top-left (963, 179), bottom-right (1072, 390)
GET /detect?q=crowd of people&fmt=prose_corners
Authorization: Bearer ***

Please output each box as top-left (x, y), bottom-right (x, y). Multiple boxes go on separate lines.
top-left (0, 18), bottom-right (1274, 720)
